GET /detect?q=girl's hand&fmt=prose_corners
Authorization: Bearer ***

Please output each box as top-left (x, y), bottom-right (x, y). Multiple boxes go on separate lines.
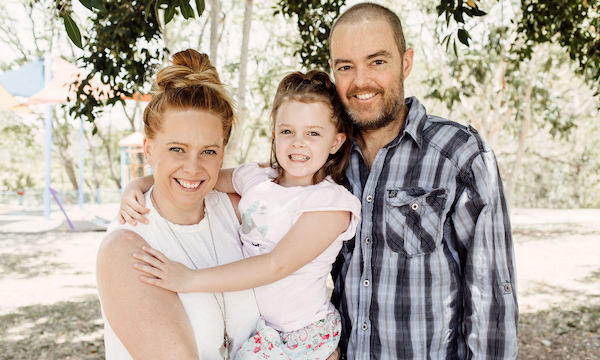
top-left (119, 183), bottom-right (150, 226)
top-left (133, 246), bottom-right (196, 293)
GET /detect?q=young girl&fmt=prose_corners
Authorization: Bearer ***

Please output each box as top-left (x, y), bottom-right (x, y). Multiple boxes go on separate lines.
top-left (121, 70), bottom-right (360, 360)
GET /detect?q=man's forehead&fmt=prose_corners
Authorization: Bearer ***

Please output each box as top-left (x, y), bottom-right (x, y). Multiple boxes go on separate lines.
top-left (330, 19), bottom-right (398, 59)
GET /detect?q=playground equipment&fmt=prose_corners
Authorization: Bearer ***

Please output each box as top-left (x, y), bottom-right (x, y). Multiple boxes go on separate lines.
top-left (118, 131), bottom-right (148, 188)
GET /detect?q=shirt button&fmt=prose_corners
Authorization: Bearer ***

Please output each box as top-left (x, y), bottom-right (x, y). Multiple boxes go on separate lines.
top-left (361, 323), bottom-right (368, 331)
top-left (366, 195), bottom-right (373, 202)
top-left (411, 203), bottom-right (419, 210)
top-left (363, 280), bottom-right (370, 287)
top-left (365, 237), bottom-right (371, 244)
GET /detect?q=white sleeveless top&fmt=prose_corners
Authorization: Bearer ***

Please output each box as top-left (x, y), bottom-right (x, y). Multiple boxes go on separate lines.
top-left (100, 189), bottom-right (260, 359)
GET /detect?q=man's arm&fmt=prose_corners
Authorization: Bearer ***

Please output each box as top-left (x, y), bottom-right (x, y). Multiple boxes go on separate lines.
top-left (455, 150), bottom-right (519, 359)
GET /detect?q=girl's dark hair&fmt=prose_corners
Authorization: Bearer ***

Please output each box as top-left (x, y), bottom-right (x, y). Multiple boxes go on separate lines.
top-left (143, 49), bottom-right (235, 145)
top-left (269, 70), bottom-right (351, 185)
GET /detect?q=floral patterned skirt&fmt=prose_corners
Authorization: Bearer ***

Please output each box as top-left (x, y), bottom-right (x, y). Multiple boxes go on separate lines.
top-left (234, 310), bottom-right (341, 360)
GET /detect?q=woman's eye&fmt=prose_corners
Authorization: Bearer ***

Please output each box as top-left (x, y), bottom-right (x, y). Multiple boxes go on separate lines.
top-left (202, 149), bottom-right (217, 155)
top-left (170, 147), bottom-right (184, 153)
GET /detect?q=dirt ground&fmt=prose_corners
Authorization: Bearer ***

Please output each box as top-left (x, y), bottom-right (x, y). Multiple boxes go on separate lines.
top-left (0, 205), bottom-right (599, 359)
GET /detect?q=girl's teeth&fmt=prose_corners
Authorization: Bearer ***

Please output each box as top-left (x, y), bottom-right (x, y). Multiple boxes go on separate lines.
top-left (290, 155), bottom-right (309, 161)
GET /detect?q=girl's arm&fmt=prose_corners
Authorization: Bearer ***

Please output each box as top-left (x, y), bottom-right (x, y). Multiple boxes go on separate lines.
top-left (119, 175), bottom-right (155, 225)
top-left (119, 169), bottom-right (236, 225)
top-left (97, 230), bottom-right (199, 359)
top-left (133, 210), bottom-right (351, 293)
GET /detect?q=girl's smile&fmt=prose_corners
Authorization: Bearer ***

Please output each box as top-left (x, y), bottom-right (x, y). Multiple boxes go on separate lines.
top-left (273, 100), bottom-right (345, 187)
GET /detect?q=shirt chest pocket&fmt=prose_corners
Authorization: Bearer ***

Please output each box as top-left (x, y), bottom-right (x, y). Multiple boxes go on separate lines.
top-left (384, 187), bottom-right (447, 258)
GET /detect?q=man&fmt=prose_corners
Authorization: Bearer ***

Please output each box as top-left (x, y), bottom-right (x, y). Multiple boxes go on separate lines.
top-left (329, 3), bottom-right (518, 359)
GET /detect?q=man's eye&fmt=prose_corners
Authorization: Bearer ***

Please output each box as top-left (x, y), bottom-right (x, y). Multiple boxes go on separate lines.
top-left (373, 59), bottom-right (385, 65)
top-left (337, 65), bottom-right (351, 71)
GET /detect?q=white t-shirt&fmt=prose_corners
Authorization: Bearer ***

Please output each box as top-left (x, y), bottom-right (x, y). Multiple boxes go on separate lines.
top-left (100, 189), bottom-right (260, 359)
top-left (232, 162), bottom-right (361, 332)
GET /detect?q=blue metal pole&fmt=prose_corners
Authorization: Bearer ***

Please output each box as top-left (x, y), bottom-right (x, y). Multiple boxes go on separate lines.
top-left (78, 117), bottom-right (84, 209)
top-left (120, 147), bottom-right (126, 193)
top-left (43, 55), bottom-right (53, 220)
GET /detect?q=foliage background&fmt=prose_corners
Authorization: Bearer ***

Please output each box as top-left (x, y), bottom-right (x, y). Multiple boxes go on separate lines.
top-left (0, 0), bottom-right (599, 208)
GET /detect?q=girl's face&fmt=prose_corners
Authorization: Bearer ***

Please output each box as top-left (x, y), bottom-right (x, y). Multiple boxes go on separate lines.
top-left (144, 108), bottom-right (224, 224)
top-left (273, 100), bottom-right (346, 187)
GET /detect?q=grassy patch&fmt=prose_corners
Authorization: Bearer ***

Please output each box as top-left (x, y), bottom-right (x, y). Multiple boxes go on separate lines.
top-left (0, 295), bottom-right (104, 359)
top-left (0, 251), bottom-right (69, 279)
top-left (518, 304), bottom-right (600, 359)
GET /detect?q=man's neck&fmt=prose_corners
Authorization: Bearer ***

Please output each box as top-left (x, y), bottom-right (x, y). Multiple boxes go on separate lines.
top-left (356, 110), bottom-right (407, 169)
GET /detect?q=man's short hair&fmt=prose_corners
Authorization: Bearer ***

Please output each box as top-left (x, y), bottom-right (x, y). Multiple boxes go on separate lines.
top-left (330, 3), bottom-right (406, 56)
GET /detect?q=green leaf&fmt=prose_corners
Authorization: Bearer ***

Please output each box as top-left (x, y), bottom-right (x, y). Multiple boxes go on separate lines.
top-left (164, 6), bottom-right (176, 24)
top-left (79, 0), bottom-right (106, 12)
top-left (180, 1), bottom-right (195, 19)
top-left (79, 0), bottom-right (93, 11)
top-left (195, 0), bottom-right (205, 16)
top-left (63, 13), bottom-right (83, 49)
top-left (458, 28), bottom-right (471, 46)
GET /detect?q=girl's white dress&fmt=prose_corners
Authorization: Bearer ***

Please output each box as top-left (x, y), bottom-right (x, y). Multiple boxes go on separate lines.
top-left (99, 189), bottom-right (260, 359)
top-left (231, 163), bottom-right (361, 359)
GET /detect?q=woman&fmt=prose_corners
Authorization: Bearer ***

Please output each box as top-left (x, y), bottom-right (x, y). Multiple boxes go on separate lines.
top-left (96, 49), bottom-right (260, 360)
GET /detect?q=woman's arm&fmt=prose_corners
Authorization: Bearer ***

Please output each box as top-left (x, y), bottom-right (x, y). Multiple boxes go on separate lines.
top-left (97, 229), bottom-right (198, 360)
top-left (133, 210), bottom-right (350, 293)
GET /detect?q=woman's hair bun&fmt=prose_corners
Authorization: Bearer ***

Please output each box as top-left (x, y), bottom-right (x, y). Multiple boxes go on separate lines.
top-left (156, 50), bottom-right (222, 91)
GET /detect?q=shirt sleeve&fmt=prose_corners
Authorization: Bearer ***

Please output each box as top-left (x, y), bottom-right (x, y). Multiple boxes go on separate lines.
top-left (454, 149), bottom-right (519, 359)
top-left (294, 181), bottom-right (362, 242)
top-left (232, 162), bottom-right (275, 196)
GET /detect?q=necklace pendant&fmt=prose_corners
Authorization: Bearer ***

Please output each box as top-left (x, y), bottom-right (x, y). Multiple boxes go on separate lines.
top-left (219, 332), bottom-right (232, 360)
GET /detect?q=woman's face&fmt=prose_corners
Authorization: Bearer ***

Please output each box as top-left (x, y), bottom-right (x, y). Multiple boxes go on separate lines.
top-left (144, 108), bottom-right (224, 223)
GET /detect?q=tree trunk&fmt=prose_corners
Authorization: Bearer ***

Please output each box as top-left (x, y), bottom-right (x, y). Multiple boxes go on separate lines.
top-left (210, 0), bottom-right (222, 66)
top-left (224, 0), bottom-right (253, 167)
top-left (506, 48), bottom-right (542, 205)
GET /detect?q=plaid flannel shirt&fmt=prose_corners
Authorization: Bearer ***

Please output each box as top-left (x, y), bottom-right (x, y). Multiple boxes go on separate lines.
top-left (332, 97), bottom-right (518, 360)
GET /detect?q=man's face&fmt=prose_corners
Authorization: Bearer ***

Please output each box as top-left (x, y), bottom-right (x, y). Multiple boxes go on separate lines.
top-left (330, 19), bottom-right (413, 131)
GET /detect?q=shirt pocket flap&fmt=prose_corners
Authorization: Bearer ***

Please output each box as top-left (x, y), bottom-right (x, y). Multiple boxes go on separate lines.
top-left (385, 187), bottom-right (447, 258)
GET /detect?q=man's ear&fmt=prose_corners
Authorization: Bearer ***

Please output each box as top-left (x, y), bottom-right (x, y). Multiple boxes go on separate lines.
top-left (402, 47), bottom-right (415, 80)
top-left (143, 137), bottom-right (153, 166)
top-left (329, 133), bottom-right (347, 154)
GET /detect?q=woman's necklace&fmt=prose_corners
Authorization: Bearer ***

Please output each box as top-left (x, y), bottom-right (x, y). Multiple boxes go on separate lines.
top-left (150, 190), bottom-right (233, 360)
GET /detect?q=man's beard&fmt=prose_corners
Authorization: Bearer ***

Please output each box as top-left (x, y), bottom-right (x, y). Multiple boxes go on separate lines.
top-left (346, 94), bottom-right (405, 132)
top-left (345, 71), bottom-right (406, 131)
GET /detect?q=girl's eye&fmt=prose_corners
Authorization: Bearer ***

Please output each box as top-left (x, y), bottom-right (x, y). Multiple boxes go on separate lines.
top-left (280, 129), bottom-right (292, 134)
top-left (170, 147), bottom-right (184, 153)
top-left (308, 131), bottom-right (320, 136)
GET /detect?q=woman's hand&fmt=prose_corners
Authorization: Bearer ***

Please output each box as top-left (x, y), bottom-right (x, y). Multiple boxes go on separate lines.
top-left (133, 246), bottom-right (197, 293)
top-left (119, 181), bottom-right (150, 226)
